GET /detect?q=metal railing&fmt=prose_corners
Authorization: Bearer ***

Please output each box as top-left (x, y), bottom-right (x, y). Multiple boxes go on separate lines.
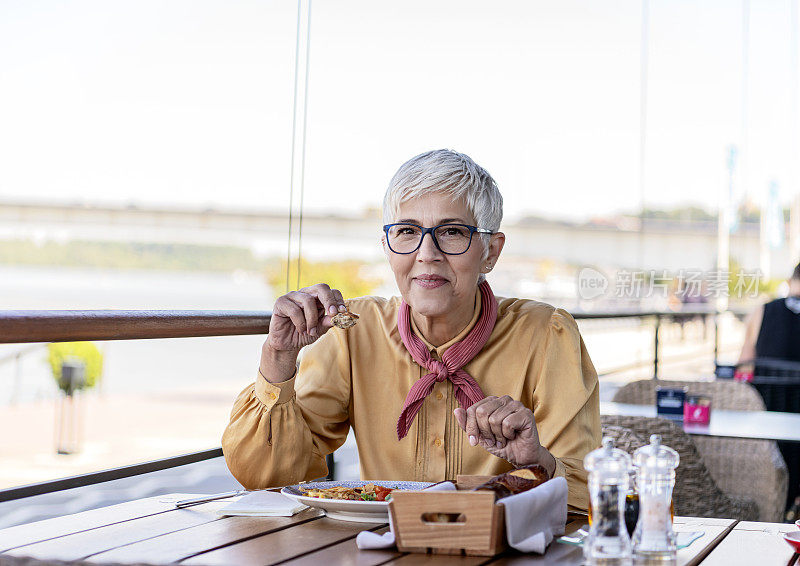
top-left (0, 307), bottom-right (728, 503)
top-left (573, 309), bottom-right (728, 379)
top-left (0, 308), bottom-right (724, 374)
top-left (0, 310), bottom-right (271, 343)
top-left (0, 310), bottom-right (273, 503)
top-left (0, 449), bottom-right (223, 503)
top-left (0, 343), bottom-right (44, 404)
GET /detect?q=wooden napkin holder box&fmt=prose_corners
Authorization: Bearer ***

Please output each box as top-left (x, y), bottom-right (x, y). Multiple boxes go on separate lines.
top-left (388, 475), bottom-right (506, 556)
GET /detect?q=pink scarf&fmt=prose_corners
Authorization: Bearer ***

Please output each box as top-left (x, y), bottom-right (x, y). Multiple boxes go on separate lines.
top-left (396, 280), bottom-right (498, 440)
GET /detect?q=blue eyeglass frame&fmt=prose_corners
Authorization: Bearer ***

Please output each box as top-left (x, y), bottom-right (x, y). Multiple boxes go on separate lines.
top-left (382, 222), bottom-right (494, 256)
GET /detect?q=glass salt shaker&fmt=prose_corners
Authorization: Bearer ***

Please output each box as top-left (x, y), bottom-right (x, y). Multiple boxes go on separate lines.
top-left (631, 434), bottom-right (680, 565)
top-left (583, 437), bottom-right (632, 565)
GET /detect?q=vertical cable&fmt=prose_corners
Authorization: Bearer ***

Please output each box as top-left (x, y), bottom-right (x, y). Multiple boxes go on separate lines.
top-left (296, 0), bottom-right (313, 290)
top-left (741, 0), bottom-right (750, 207)
top-left (286, 0), bottom-right (303, 293)
top-left (637, 0), bottom-right (649, 273)
top-left (790, 0), bottom-right (800, 262)
top-left (742, 0), bottom-right (758, 277)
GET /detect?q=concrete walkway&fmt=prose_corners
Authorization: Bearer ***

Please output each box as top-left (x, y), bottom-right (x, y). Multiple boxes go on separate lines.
top-left (0, 387), bottom-right (233, 489)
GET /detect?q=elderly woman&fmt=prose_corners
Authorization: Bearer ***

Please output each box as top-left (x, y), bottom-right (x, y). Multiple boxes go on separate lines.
top-left (222, 149), bottom-right (600, 511)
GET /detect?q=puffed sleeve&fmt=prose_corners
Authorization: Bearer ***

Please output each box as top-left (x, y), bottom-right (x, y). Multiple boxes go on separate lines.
top-left (532, 308), bottom-right (601, 512)
top-left (221, 328), bottom-right (352, 489)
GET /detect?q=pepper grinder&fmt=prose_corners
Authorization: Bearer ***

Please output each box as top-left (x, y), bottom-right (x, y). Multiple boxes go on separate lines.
top-left (583, 436), bottom-right (632, 565)
top-left (632, 434), bottom-right (680, 565)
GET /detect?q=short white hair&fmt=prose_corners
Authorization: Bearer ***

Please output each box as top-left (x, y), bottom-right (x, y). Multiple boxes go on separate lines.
top-left (382, 149), bottom-right (504, 234)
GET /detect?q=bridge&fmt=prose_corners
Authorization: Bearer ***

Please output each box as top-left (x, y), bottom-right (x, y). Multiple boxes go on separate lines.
top-left (0, 199), bottom-right (790, 271)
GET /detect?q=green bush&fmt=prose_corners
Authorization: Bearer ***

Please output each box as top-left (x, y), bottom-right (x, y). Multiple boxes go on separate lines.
top-left (47, 342), bottom-right (104, 392)
top-left (266, 259), bottom-right (382, 300)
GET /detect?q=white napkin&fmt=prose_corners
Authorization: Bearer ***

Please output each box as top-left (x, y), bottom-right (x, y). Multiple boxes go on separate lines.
top-left (217, 491), bottom-right (307, 517)
top-left (355, 482), bottom-right (457, 549)
top-left (501, 476), bottom-right (568, 553)
top-left (355, 478), bottom-right (568, 554)
top-left (354, 527), bottom-right (396, 549)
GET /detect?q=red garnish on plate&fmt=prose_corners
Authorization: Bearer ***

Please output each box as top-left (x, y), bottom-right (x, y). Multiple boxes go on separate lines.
top-left (784, 531), bottom-right (800, 553)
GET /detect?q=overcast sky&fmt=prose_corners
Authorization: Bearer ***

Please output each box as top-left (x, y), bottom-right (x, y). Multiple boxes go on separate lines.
top-left (0, 0), bottom-right (797, 221)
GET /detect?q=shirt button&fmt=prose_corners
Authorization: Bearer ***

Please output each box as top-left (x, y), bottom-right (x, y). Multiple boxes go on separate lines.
top-left (269, 392), bottom-right (277, 400)
top-left (436, 392), bottom-right (443, 401)
top-left (434, 438), bottom-right (442, 448)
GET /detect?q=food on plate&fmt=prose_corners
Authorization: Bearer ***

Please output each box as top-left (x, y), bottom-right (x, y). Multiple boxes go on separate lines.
top-left (301, 483), bottom-right (393, 501)
top-left (422, 512), bottom-right (465, 523)
top-left (473, 465), bottom-right (550, 500)
top-left (332, 308), bottom-right (359, 329)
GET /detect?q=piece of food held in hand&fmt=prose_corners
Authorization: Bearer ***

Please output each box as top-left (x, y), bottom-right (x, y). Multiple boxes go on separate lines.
top-left (473, 465), bottom-right (551, 500)
top-left (332, 308), bottom-right (359, 329)
top-left (301, 483), bottom-right (394, 501)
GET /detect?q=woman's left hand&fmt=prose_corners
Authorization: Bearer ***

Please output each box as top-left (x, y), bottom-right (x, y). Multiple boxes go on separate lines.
top-left (454, 396), bottom-right (556, 475)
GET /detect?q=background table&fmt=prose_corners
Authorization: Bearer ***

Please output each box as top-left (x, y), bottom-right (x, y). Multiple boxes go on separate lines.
top-left (2, 493), bottom-right (795, 565)
top-left (600, 401), bottom-right (800, 443)
top-left (699, 520), bottom-right (799, 566)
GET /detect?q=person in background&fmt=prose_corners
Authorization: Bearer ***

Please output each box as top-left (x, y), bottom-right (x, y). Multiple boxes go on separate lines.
top-left (222, 149), bottom-right (601, 511)
top-left (737, 262), bottom-right (800, 522)
top-left (736, 261), bottom-right (800, 381)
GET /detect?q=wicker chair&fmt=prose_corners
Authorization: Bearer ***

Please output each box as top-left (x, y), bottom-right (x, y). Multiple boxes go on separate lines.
top-left (601, 424), bottom-right (647, 455)
top-left (612, 379), bottom-right (788, 522)
top-left (601, 415), bottom-right (759, 520)
top-left (612, 378), bottom-right (766, 410)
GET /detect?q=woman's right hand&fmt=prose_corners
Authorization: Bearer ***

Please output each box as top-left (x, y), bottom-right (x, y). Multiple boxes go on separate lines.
top-left (265, 283), bottom-right (347, 352)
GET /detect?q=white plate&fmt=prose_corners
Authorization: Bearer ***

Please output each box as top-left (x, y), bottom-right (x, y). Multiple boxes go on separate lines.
top-left (281, 480), bottom-right (432, 523)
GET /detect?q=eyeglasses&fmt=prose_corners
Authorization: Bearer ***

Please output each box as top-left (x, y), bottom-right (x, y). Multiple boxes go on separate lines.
top-left (382, 223), bottom-right (494, 255)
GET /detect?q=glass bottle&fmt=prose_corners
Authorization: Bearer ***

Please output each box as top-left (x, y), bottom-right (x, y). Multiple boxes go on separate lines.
top-left (624, 468), bottom-right (640, 537)
top-left (631, 434), bottom-right (680, 565)
top-left (584, 437), bottom-right (632, 565)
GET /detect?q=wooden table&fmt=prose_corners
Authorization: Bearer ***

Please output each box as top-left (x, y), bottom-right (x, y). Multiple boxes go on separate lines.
top-left (1, 493), bottom-right (797, 565)
top-left (600, 401), bottom-right (800, 443)
top-left (699, 520), bottom-right (799, 566)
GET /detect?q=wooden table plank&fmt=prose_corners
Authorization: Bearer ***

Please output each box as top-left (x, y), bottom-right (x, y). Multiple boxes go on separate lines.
top-left (675, 521), bottom-right (735, 566)
top-left (181, 517), bottom-right (386, 566)
top-left (86, 508), bottom-right (324, 564)
top-left (6, 500), bottom-right (226, 561)
top-left (280, 526), bottom-right (401, 566)
top-left (0, 491), bottom-right (769, 566)
top-left (684, 521), bottom-right (795, 566)
top-left (484, 518), bottom-right (586, 565)
top-left (387, 555), bottom-right (490, 565)
top-left (283, 518), bottom-right (594, 566)
top-left (487, 518), bottom-right (737, 566)
top-left (487, 541), bottom-right (582, 565)
top-left (732, 521), bottom-right (799, 532)
top-left (673, 516), bottom-right (736, 527)
top-left (0, 493), bottom-right (199, 552)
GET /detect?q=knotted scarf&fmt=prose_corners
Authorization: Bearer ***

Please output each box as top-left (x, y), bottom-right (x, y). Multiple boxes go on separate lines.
top-left (396, 280), bottom-right (497, 440)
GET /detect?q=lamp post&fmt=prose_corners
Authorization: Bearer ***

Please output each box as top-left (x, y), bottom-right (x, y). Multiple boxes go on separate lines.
top-left (55, 359), bottom-right (86, 455)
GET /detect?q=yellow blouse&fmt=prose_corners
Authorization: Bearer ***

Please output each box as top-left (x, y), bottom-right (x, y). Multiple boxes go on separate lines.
top-left (222, 291), bottom-right (601, 511)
